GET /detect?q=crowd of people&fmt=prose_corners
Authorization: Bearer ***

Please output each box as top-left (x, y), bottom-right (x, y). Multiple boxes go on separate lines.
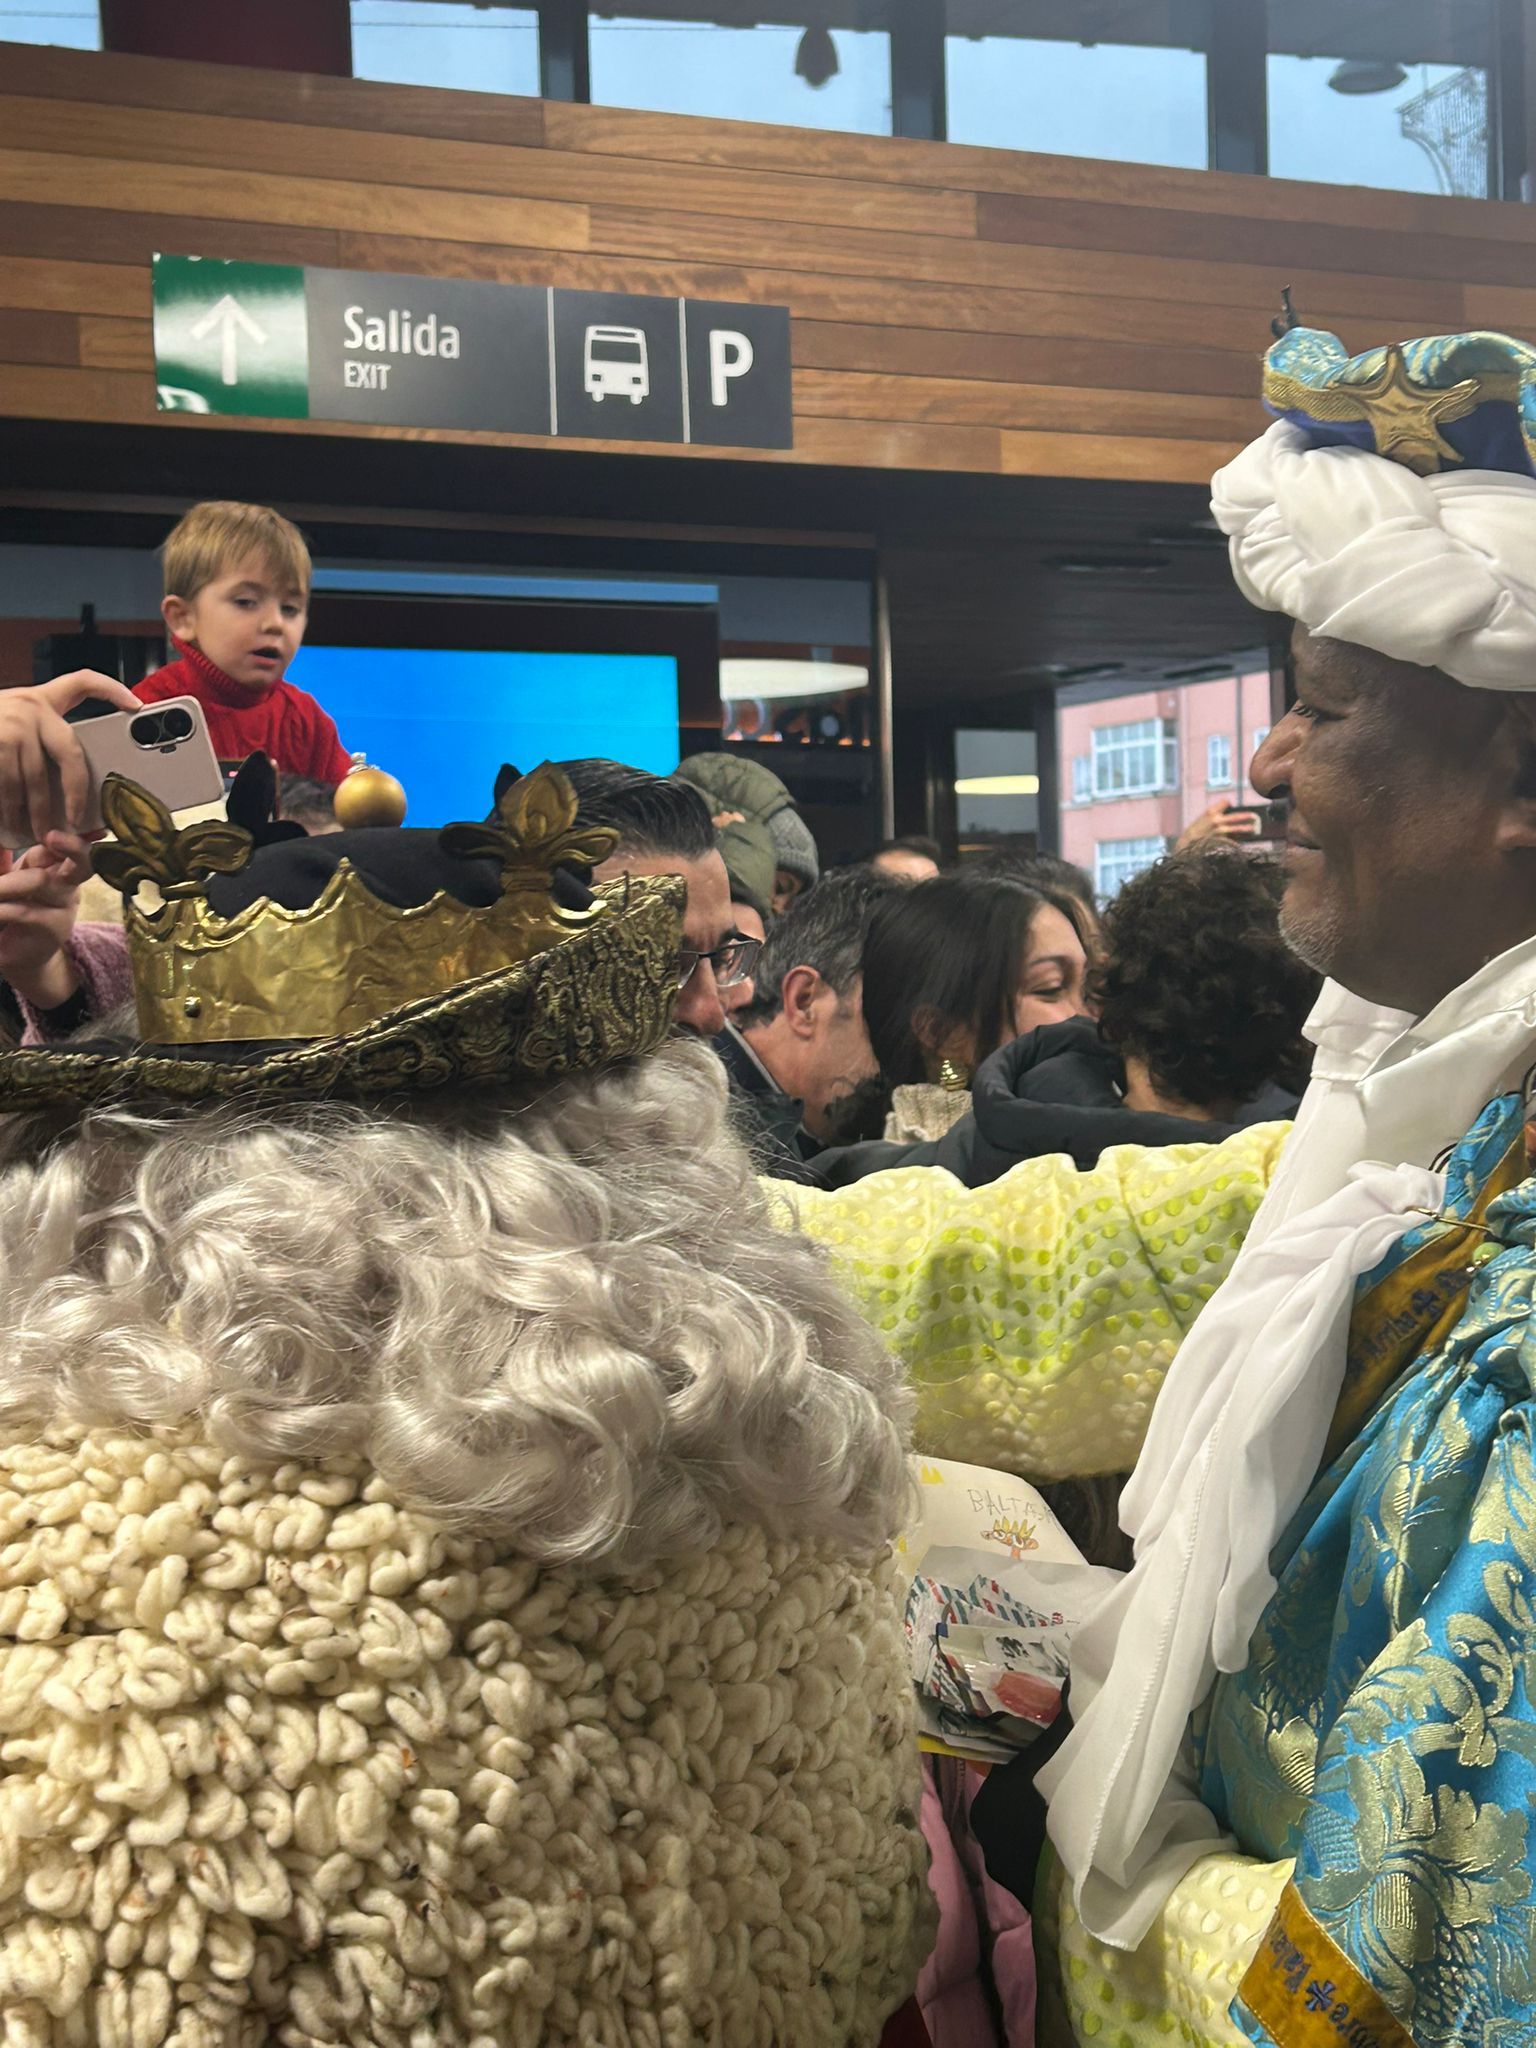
top-left (1, 317), bottom-right (1534, 2048)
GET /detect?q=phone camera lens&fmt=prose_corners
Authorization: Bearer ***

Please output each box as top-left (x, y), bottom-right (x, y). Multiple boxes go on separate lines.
top-left (131, 709), bottom-right (192, 750)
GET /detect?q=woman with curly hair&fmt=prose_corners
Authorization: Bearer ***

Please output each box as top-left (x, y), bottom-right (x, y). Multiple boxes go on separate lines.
top-left (1094, 846), bottom-right (1318, 1123)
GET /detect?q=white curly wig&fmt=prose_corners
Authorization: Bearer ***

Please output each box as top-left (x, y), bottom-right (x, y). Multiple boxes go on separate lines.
top-left (0, 1040), bottom-right (911, 1565)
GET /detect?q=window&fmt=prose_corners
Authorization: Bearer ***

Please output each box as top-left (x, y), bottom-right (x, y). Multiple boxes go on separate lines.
top-left (1251, 725), bottom-right (1270, 763)
top-left (1206, 733), bottom-right (1233, 788)
top-left (588, 3), bottom-right (893, 134)
top-left (350, 2), bottom-right (540, 96)
top-left (1070, 754), bottom-right (1092, 804)
top-left (0, 3), bottom-right (99, 45)
top-left (1090, 718), bottom-right (1178, 798)
top-left (945, 1), bottom-right (1210, 169)
top-left (1096, 836), bottom-right (1169, 900)
top-left (1267, 0), bottom-right (1497, 198)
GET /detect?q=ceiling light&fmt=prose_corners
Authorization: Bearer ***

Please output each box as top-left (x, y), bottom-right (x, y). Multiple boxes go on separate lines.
top-left (1042, 555), bottom-right (1170, 576)
top-left (794, 24), bottom-right (839, 87)
top-left (954, 774), bottom-right (1041, 798)
top-left (721, 657), bottom-right (867, 701)
top-left (1049, 661), bottom-right (1126, 681)
top-left (1328, 58), bottom-right (1408, 95)
top-left (1159, 660), bottom-right (1235, 682)
top-left (1139, 523), bottom-right (1225, 550)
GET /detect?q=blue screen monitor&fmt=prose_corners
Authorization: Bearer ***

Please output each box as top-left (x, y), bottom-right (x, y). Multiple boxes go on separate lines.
top-left (286, 645), bottom-right (682, 824)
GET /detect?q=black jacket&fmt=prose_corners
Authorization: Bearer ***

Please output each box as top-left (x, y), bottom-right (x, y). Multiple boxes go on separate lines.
top-left (713, 1022), bottom-right (822, 1181)
top-left (804, 1018), bottom-right (1298, 1190)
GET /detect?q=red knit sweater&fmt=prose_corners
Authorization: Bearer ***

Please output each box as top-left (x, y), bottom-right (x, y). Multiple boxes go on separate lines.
top-left (134, 641), bottom-right (352, 783)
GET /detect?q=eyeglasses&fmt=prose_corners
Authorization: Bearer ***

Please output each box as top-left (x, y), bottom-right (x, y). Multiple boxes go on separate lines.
top-left (676, 936), bottom-right (763, 992)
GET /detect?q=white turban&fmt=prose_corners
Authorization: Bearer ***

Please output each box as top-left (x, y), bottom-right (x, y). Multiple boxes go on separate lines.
top-left (1211, 419), bottom-right (1536, 691)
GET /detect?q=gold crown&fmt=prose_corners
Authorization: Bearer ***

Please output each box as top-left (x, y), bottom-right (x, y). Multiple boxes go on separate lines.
top-left (94, 763), bottom-right (626, 1046)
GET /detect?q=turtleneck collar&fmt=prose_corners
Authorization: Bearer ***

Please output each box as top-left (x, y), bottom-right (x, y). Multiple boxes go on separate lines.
top-left (171, 636), bottom-right (276, 707)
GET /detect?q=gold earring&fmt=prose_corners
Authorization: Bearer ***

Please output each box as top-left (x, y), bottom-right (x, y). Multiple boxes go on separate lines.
top-left (938, 1057), bottom-right (971, 1093)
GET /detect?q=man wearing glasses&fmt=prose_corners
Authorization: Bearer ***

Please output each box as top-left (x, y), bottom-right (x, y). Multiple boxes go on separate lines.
top-left (565, 758), bottom-right (760, 1040)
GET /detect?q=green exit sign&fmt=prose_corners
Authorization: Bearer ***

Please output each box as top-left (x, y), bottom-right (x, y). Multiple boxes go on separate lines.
top-left (153, 254), bottom-right (310, 418)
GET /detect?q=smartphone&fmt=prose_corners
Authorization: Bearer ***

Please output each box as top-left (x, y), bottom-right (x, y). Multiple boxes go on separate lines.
top-left (36, 696), bottom-right (224, 843)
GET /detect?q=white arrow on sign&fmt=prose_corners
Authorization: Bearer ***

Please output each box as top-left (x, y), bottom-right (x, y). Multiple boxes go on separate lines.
top-left (189, 293), bottom-right (269, 387)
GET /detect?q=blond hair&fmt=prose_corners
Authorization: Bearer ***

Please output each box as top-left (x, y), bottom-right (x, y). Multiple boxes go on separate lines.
top-left (0, 1040), bottom-right (912, 1565)
top-left (161, 499), bottom-right (311, 599)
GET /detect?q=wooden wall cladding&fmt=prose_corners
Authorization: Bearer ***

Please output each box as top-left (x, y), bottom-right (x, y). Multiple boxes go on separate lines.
top-left (3, 39), bottom-right (1535, 487)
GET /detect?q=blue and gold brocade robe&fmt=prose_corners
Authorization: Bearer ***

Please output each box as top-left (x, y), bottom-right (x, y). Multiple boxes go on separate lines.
top-left (1195, 1090), bottom-right (1536, 2048)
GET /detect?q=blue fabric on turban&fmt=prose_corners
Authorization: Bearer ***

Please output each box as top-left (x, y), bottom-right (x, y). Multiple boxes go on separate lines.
top-left (1262, 325), bottom-right (1536, 479)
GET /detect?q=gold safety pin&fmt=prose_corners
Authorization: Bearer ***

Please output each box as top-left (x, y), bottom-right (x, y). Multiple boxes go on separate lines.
top-left (1409, 1208), bottom-right (1501, 1239)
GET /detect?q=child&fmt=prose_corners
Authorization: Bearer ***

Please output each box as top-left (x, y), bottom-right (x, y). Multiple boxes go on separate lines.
top-left (135, 500), bottom-right (353, 783)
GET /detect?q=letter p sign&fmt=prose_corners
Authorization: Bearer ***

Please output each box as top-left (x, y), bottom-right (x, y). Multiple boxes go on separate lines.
top-left (683, 302), bottom-right (790, 447)
top-left (708, 329), bottom-right (754, 408)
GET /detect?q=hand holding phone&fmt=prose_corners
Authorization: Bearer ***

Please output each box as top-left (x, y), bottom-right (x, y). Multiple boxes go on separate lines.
top-left (63, 696), bottom-right (224, 838)
top-left (1177, 798), bottom-right (1259, 852)
top-left (0, 671), bottom-right (142, 848)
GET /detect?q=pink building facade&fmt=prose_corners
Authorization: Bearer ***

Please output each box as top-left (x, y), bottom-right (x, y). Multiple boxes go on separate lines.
top-left (1057, 671), bottom-right (1276, 898)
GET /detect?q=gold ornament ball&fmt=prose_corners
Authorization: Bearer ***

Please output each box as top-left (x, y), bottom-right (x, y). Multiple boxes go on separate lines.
top-left (334, 766), bottom-right (407, 829)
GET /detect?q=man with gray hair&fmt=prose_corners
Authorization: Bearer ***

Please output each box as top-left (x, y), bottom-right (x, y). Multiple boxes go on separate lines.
top-left (717, 866), bottom-right (895, 1171)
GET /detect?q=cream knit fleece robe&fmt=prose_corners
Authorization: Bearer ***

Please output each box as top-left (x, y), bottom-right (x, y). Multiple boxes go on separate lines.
top-left (0, 1426), bottom-right (930, 2048)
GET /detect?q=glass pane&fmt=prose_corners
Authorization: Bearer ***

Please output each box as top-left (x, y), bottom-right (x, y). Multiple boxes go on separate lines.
top-left (350, 1), bottom-right (540, 96)
top-left (1059, 669), bottom-right (1270, 877)
top-left (589, 7), bottom-right (893, 133)
top-left (1267, 0), bottom-right (1496, 197)
top-left (954, 728), bottom-right (1040, 851)
top-left (1094, 836), bottom-right (1168, 901)
top-left (720, 657), bottom-right (872, 749)
top-left (945, 1), bottom-right (1209, 168)
top-left (0, 3), bottom-right (99, 46)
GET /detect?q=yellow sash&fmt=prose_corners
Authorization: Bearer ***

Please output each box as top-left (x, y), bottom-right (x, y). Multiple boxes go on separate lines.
top-left (1323, 1129), bottom-right (1526, 1470)
top-left (1240, 1881), bottom-right (1419, 2048)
